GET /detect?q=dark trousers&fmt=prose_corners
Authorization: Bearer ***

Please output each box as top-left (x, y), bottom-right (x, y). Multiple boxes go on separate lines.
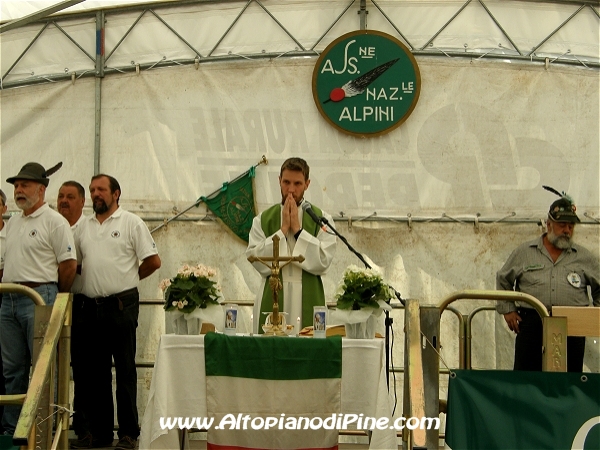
top-left (514, 307), bottom-right (586, 372)
top-left (0, 294), bottom-right (4, 434)
top-left (0, 337), bottom-right (4, 435)
top-left (80, 289), bottom-right (140, 441)
top-left (71, 294), bottom-right (98, 437)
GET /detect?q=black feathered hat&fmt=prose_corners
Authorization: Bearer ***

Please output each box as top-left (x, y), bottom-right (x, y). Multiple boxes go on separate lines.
top-left (543, 185), bottom-right (580, 223)
top-left (6, 162), bottom-right (62, 187)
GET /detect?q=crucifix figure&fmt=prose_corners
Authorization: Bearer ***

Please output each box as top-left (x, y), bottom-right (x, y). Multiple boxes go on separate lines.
top-left (247, 235), bottom-right (304, 336)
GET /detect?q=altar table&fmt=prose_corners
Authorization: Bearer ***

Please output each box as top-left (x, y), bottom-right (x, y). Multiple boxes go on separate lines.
top-left (140, 335), bottom-right (397, 449)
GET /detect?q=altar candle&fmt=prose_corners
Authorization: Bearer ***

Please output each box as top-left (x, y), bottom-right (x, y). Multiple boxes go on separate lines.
top-left (250, 314), bottom-right (254, 336)
top-left (296, 316), bottom-right (301, 336)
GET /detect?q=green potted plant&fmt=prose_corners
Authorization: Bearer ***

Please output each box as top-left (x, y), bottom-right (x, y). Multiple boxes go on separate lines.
top-left (333, 265), bottom-right (392, 338)
top-left (160, 263), bottom-right (224, 334)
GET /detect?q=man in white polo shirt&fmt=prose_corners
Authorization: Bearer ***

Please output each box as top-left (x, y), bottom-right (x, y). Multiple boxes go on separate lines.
top-left (57, 180), bottom-right (86, 228)
top-left (0, 162), bottom-right (77, 435)
top-left (57, 181), bottom-right (86, 293)
top-left (74, 174), bottom-right (160, 450)
top-left (56, 181), bottom-right (93, 446)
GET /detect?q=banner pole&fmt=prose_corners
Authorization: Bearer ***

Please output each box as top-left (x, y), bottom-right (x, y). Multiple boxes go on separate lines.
top-left (150, 155), bottom-right (267, 234)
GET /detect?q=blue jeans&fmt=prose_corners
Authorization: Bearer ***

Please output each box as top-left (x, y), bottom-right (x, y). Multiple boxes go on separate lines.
top-left (0, 284), bottom-right (58, 433)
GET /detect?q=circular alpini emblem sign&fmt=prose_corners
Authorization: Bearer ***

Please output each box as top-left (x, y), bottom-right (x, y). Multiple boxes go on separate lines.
top-left (312, 30), bottom-right (421, 137)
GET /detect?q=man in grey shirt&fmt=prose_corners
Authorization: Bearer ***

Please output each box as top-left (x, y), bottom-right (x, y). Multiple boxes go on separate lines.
top-left (496, 190), bottom-right (600, 372)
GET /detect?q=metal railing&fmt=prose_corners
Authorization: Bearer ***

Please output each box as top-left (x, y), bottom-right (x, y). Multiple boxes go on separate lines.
top-left (465, 305), bottom-right (497, 369)
top-left (438, 290), bottom-right (551, 370)
top-left (399, 290), bottom-right (555, 449)
top-left (0, 283), bottom-right (72, 450)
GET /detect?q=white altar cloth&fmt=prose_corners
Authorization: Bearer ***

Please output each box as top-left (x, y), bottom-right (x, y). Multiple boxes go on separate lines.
top-left (140, 335), bottom-right (397, 449)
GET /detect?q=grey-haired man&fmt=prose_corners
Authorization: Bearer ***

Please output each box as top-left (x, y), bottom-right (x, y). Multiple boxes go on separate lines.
top-left (0, 162), bottom-right (77, 433)
top-left (496, 189), bottom-right (600, 372)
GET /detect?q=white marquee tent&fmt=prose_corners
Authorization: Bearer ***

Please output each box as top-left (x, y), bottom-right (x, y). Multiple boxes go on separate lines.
top-left (1, 0), bottom-right (599, 442)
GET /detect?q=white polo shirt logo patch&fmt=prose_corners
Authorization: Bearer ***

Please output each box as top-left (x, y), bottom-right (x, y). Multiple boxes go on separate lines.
top-left (29, 229), bottom-right (38, 238)
top-left (111, 230), bottom-right (120, 238)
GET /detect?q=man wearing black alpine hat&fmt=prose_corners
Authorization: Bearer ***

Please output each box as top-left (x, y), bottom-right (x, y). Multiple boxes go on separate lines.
top-left (496, 186), bottom-right (600, 372)
top-left (0, 162), bottom-right (77, 434)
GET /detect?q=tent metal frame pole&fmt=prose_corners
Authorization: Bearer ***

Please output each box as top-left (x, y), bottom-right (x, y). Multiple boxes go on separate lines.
top-left (421, 0), bottom-right (473, 51)
top-left (310, 0), bottom-right (356, 51)
top-left (105, 9), bottom-right (148, 63)
top-left (0, 0), bottom-right (84, 33)
top-left (148, 9), bottom-right (203, 58)
top-left (208, 0), bottom-right (252, 57)
top-left (359, 0), bottom-right (367, 30)
top-left (1, 0), bottom-right (597, 90)
top-left (1, 23), bottom-right (50, 84)
top-left (477, 0), bottom-right (523, 56)
top-left (255, 0), bottom-right (307, 51)
top-left (1, 49), bottom-right (596, 92)
top-left (94, 10), bottom-right (105, 175)
top-left (52, 20), bottom-right (96, 62)
top-left (529, 4), bottom-right (586, 55)
top-left (370, 0), bottom-right (413, 49)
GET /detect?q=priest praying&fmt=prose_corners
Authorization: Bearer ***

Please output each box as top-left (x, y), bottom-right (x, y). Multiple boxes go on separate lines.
top-left (246, 157), bottom-right (337, 333)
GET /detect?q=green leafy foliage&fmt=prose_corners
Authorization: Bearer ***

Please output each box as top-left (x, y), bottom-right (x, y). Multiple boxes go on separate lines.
top-left (159, 264), bottom-right (221, 313)
top-left (335, 265), bottom-right (392, 310)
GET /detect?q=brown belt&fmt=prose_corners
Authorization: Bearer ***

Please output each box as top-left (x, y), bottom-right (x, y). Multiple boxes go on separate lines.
top-left (14, 281), bottom-right (56, 288)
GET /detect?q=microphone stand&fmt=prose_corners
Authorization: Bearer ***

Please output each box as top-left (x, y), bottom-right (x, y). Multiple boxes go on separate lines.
top-left (319, 215), bottom-right (403, 390)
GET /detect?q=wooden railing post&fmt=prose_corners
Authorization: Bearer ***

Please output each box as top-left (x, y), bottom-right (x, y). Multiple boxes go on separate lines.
top-left (403, 299), bottom-right (426, 449)
top-left (13, 293), bottom-right (71, 449)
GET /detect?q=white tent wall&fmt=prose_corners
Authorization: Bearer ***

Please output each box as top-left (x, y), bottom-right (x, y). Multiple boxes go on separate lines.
top-left (2, 55), bottom-right (599, 436)
top-left (0, 79), bottom-right (96, 193)
top-left (1, 0), bottom-right (599, 441)
top-left (2, 57), bottom-right (598, 215)
top-left (2, 1), bottom-right (600, 87)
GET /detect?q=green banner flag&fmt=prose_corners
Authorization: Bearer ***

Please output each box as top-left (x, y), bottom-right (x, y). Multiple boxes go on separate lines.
top-left (201, 167), bottom-right (256, 243)
top-left (204, 334), bottom-right (342, 449)
top-left (446, 370), bottom-right (600, 450)
top-left (205, 333), bottom-right (342, 380)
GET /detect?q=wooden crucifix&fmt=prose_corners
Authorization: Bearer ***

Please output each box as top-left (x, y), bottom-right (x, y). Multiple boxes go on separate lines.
top-left (247, 235), bottom-right (304, 336)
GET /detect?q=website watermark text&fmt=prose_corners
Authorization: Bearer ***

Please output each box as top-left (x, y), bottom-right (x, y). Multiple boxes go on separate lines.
top-left (159, 414), bottom-right (440, 431)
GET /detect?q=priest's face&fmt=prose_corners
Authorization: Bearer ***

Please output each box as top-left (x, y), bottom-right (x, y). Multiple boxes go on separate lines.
top-left (279, 169), bottom-right (310, 205)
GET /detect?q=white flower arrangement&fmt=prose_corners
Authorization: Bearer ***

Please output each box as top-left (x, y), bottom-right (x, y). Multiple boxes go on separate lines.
top-left (159, 263), bottom-right (222, 313)
top-left (332, 264), bottom-right (393, 338)
top-left (334, 264), bottom-right (393, 310)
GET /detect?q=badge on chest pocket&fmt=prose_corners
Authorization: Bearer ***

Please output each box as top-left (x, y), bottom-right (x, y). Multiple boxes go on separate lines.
top-left (567, 272), bottom-right (582, 288)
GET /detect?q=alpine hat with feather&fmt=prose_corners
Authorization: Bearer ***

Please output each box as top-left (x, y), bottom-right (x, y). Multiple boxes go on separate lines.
top-left (6, 162), bottom-right (63, 187)
top-left (543, 185), bottom-right (580, 223)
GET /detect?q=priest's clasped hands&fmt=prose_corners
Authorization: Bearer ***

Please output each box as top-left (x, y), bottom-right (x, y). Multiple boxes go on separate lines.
top-left (280, 192), bottom-right (302, 236)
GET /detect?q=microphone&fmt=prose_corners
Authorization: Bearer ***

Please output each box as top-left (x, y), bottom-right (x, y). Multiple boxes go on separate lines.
top-left (302, 202), bottom-right (326, 230)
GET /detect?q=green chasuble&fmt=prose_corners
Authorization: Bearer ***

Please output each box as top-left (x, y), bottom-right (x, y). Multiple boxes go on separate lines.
top-left (258, 203), bottom-right (326, 332)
